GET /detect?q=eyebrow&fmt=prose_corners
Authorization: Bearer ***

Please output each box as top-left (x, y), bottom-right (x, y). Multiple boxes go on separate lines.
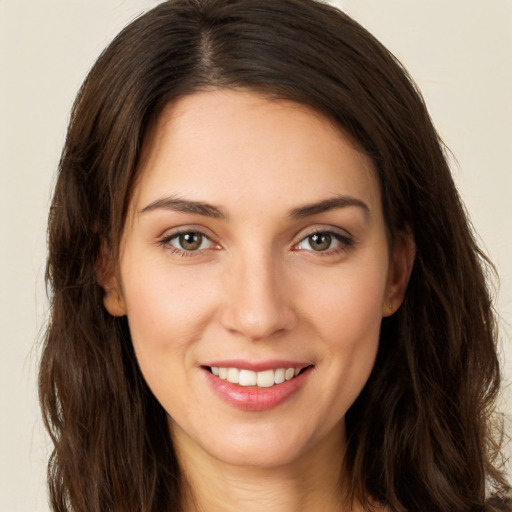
top-left (138, 194), bottom-right (370, 220)
top-left (138, 197), bottom-right (227, 219)
top-left (289, 195), bottom-right (370, 219)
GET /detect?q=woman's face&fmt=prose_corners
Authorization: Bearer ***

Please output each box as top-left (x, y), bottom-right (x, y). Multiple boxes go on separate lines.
top-left (104, 90), bottom-right (410, 469)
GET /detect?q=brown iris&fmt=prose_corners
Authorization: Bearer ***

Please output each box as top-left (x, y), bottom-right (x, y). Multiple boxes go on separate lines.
top-left (308, 233), bottom-right (332, 251)
top-left (179, 232), bottom-right (203, 250)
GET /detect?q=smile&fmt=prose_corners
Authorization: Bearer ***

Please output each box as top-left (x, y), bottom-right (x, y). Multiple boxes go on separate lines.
top-left (203, 364), bottom-right (314, 411)
top-left (209, 366), bottom-right (302, 388)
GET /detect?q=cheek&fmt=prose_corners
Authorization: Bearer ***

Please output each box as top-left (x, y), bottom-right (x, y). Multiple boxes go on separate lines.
top-left (120, 258), bottom-right (218, 360)
top-left (119, 259), bottom-right (222, 416)
top-left (300, 259), bottom-right (388, 340)
top-left (298, 261), bottom-right (387, 401)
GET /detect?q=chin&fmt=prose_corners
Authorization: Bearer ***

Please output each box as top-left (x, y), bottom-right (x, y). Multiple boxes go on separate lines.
top-left (180, 417), bottom-right (342, 470)
top-left (211, 436), bottom-right (311, 469)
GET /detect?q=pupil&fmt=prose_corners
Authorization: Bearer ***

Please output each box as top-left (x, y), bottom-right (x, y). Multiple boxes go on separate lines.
top-left (310, 233), bottom-right (331, 251)
top-left (180, 232), bottom-right (202, 250)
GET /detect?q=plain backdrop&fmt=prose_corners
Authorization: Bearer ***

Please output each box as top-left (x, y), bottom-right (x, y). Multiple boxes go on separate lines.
top-left (1, 1), bottom-right (511, 510)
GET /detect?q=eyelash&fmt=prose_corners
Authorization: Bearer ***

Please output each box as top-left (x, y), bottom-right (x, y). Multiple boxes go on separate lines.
top-left (293, 229), bottom-right (354, 256)
top-left (158, 230), bottom-right (218, 257)
top-left (158, 228), bottom-right (354, 257)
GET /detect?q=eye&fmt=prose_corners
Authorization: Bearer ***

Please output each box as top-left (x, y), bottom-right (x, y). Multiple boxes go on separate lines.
top-left (295, 231), bottom-right (352, 253)
top-left (161, 231), bottom-right (215, 253)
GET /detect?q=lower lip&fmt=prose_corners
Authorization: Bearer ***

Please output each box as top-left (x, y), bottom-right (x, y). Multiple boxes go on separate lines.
top-left (203, 367), bottom-right (312, 411)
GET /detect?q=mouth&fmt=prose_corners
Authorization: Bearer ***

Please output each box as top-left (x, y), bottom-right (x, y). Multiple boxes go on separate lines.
top-left (203, 365), bottom-right (313, 388)
top-left (202, 363), bottom-right (314, 411)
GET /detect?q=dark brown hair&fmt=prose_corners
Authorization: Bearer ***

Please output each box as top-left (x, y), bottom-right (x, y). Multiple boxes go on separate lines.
top-left (40, 0), bottom-right (510, 510)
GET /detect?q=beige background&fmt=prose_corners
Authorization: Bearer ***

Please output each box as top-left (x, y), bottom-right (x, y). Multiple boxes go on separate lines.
top-left (0, 1), bottom-right (510, 510)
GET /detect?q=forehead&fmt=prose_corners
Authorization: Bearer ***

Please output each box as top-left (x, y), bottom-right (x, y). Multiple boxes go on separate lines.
top-left (131, 89), bottom-right (381, 218)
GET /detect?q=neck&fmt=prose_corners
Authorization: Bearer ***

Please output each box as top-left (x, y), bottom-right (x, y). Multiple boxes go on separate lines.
top-left (173, 421), bottom-right (354, 512)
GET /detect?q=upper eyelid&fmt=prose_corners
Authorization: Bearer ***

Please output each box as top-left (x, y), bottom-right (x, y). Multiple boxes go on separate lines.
top-left (293, 225), bottom-right (354, 243)
top-left (158, 225), bottom-right (218, 242)
top-left (162, 230), bottom-right (213, 243)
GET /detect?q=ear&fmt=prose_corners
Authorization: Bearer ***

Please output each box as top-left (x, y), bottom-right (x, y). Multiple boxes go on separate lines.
top-left (96, 240), bottom-right (127, 317)
top-left (382, 230), bottom-right (415, 317)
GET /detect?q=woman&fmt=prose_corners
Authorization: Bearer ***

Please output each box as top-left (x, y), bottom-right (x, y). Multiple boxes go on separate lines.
top-left (39, 0), bottom-right (510, 510)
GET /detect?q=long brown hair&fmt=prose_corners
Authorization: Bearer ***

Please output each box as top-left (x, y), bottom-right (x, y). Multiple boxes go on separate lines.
top-left (40, 0), bottom-right (510, 510)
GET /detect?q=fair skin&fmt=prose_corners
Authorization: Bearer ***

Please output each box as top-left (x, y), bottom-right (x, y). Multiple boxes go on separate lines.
top-left (102, 89), bottom-right (413, 512)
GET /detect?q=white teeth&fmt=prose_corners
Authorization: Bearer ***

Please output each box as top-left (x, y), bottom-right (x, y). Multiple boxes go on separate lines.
top-left (274, 368), bottom-right (285, 384)
top-left (285, 368), bottom-right (295, 381)
top-left (257, 369), bottom-right (275, 388)
top-left (211, 366), bottom-right (304, 387)
top-left (226, 367), bottom-right (240, 384)
top-left (239, 369), bottom-right (257, 386)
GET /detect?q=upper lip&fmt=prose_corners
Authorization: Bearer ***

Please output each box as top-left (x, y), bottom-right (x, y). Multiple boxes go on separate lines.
top-left (201, 359), bottom-right (312, 372)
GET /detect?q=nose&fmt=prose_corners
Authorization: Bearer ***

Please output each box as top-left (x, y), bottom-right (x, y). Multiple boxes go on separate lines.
top-left (220, 249), bottom-right (297, 341)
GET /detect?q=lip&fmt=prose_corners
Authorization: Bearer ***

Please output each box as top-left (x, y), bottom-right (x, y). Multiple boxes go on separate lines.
top-left (201, 362), bottom-right (313, 412)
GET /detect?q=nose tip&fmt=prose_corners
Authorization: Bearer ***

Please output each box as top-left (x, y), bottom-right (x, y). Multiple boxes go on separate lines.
top-left (220, 257), bottom-right (296, 341)
top-left (223, 298), bottom-right (294, 340)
